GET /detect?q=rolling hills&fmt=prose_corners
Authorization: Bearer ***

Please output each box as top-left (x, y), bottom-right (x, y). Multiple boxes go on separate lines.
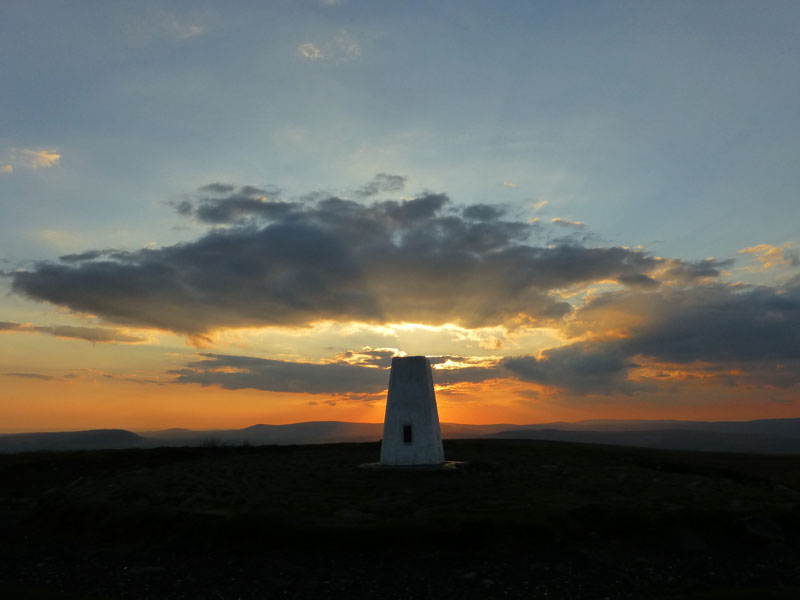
top-left (4, 418), bottom-right (800, 454)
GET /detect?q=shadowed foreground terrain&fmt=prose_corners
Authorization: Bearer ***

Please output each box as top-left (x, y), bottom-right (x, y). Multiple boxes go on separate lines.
top-left (3, 439), bottom-right (800, 599)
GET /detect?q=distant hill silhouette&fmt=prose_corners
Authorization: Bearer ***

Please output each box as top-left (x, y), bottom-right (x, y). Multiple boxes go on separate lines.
top-left (3, 418), bottom-right (800, 453)
top-left (491, 427), bottom-right (800, 454)
top-left (0, 429), bottom-right (145, 453)
top-left (141, 421), bottom-right (384, 447)
top-left (510, 418), bottom-right (800, 437)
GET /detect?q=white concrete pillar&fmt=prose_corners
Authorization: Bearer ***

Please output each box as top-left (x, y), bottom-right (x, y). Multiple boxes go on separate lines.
top-left (379, 356), bottom-right (445, 465)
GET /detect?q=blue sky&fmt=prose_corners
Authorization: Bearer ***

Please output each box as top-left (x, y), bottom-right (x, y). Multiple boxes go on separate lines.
top-left (2, 1), bottom-right (799, 430)
top-left (4, 1), bottom-right (799, 258)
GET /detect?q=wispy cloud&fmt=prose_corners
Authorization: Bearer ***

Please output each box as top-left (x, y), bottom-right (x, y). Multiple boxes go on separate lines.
top-left (124, 8), bottom-right (207, 42)
top-left (298, 43), bottom-right (323, 60)
top-left (22, 149), bottom-right (61, 168)
top-left (0, 148), bottom-right (61, 173)
top-left (551, 217), bottom-right (585, 228)
top-left (298, 30), bottom-right (361, 63)
top-left (501, 181), bottom-right (517, 189)
top-left (0, 321), bottom-right (146, 344)
top-left (531, 199), bottom-right (548, 212)
top-left (739, 243), bottom-right (799, 269)
top-left (4, 372), bottom-right (56, 381)
top-left (34, 229), bottom-right (89, 252)
top-left (158, 12), bottom-right (205, 39)
top-left (356, 173), bottom-right (407, 197)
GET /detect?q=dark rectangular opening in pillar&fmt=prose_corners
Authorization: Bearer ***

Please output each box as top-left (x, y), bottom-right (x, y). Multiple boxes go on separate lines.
top-left (403, 424), bottom-right (413, 444)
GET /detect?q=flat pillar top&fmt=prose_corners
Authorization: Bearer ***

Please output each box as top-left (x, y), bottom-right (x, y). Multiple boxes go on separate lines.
top-left (389, 355), bottom-right (431, 381)
top-left (391, 355), bottom-right (429, 366)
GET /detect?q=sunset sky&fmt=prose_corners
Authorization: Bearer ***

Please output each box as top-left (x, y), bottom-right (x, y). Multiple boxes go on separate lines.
top-left (2, 1), bottom-right (800, 432)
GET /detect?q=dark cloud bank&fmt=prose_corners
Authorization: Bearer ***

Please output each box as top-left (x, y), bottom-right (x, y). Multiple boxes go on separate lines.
top-left (12, 182), bottom-right (714, 335)
top-left (10, 179), bottom-right (800, 395)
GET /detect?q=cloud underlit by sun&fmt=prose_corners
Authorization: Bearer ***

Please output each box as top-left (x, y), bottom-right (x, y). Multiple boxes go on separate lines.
top-left (2, 1), bottom-right (800, 430)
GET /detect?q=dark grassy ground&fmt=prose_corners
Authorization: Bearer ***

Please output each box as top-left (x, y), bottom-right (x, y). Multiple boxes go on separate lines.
top-left (2, 439), bottom-right (800, 599)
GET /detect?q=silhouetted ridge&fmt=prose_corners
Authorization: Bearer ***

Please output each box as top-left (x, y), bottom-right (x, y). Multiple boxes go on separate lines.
top-left (492, 427), bottom-right (800, 454)
top-left (5, 419), bottom-right (800, 454)
top-left (0, 429), bottom-right (144, 453)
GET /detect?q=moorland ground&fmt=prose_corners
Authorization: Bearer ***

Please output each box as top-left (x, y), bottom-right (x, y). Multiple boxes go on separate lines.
top-left (3, 439), bottom-right (800, 599)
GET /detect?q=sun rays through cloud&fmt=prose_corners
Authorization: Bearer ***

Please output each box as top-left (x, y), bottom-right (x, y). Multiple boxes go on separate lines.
top-left (2, 1), bottom-right (800, 430)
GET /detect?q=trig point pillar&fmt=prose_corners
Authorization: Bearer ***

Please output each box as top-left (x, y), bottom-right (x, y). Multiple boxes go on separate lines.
top-left (380, 356), bottom-right (445, 465)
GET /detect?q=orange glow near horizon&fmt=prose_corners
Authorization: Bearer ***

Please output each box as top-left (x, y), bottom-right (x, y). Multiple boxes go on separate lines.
top-left (0, 377), bottom-right (386, 433)
top-left (2, 372), bottom-right (799, 433)
top-left (2, 332), bottom-right (799, 433)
